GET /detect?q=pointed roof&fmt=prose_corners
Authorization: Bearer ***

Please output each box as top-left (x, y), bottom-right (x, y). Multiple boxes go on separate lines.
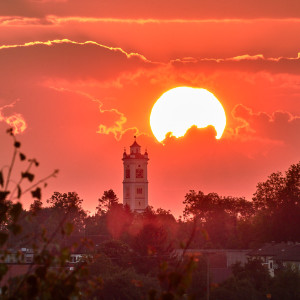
top-left (123, 137), bottom-right (149, 160)
top-left (130, 136), bottom-right (141, 148)
top-left (130, 140), bottom-right (141, 148)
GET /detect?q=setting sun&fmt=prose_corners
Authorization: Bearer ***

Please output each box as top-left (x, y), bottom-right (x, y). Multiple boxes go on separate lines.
top-left (150, 87), bottom-right (226, 143)
top-left (1, 1), bottom-right (300, 297)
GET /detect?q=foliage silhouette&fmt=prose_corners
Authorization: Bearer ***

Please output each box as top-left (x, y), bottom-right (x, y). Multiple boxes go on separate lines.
top-left (0, 128), bottom-right (93, 299)
top-left (1, 128), bottom-right (299, 299)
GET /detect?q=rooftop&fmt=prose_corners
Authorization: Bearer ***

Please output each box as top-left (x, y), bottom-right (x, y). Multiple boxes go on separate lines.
top-left (130, 140), bottom-right (141, 148)
top-left (248, 242), bottom-right (300, 261)
top-left (276, 244), bottom-right (300, 262)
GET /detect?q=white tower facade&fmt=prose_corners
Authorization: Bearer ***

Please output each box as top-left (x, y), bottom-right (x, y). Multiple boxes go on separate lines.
top-left (122, 137), bottom-right (149, 212)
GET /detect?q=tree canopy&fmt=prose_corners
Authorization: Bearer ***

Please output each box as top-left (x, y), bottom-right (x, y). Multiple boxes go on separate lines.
top-left (1, 129), bottom-right (299, 299)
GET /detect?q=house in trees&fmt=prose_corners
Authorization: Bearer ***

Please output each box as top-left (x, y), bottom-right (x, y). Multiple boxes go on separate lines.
top-left (122, 137), bottom-right (149, 212)
top-left (0, 248), bottom-right (34, 264)
top-left (276, 244), bottom-right (300, 271)
top-left (247, 242), bottom-right (300, 277)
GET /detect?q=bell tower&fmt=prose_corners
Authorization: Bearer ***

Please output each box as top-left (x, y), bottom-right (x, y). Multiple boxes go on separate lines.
top-left (122, 136), bottom-right (149, 212)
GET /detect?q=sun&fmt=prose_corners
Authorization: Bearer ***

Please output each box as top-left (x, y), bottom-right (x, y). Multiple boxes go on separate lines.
top-left (150, 87), bottom-right (226, 143)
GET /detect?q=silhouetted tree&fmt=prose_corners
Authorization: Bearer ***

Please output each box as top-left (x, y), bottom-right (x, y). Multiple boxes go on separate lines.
top-left (106, 203), bottom-right (134, 239)
top-left (96, 189), bottom-right (119, 215)
top-left (253, 162), bottom-right (299, 212)
top-left (182, 190), bottom-right (254, 248)
top-left (0, 129), bottom-right (91, 299)
top-left (88, 253), bottom-right (159, 300)
top-left (98, 239), bottom-right (133, 269)
top-left (252, 162), bottom-right (300, 242)
top-left (210, 259), bottom-right (271, 300)
top-left (132, 223), bottom-right (174, 274)
top-left (183, 190), bottom-right (254, 221)
top-left (270, 265), bottom-right (300, 300)
top-left (46, 191), bottom-right (87, 235)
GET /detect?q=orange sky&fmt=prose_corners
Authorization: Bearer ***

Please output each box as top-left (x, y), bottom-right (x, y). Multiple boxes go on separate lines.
top-left (0, 0), bottom-right (299, 217)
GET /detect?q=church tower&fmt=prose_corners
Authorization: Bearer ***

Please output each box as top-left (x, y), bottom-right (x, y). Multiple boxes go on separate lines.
top-left (122, 137), bottom-right (149, 212)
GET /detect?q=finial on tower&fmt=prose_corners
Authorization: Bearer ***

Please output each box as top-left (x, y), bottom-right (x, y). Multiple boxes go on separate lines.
top-left (134, 135), bottom-right (137, 142)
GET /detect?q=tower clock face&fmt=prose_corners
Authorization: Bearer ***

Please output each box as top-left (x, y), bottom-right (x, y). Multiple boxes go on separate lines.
top-left (136, 168), bottom-right (144, 178)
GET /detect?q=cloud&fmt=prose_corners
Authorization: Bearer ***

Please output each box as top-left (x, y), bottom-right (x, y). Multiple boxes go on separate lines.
top-left (162, 125), bottom-right (217, 146)
top-left (0, 102), bottom-right (27, 134)
top-left (0, 39), bottom-right (156, 96)
top-left (0, 39), bottom-right (150, 62)
top-left (172, 53), bottom-right (300, 75)
top-left (5, 16), bottom-right (300, 27)
top-left (0, 16), bottom-right (53, 26)
top-left (231, 104), bottom-right (300, 147)
top-left (2, 14), bottom-right (300, 63)
top-left (48, 86), bottom-right (143, 141)
top-left (3, 0), bottom-right (300, 19)
top-left (10, 41), bottom-right (296, 80)
top-left (96, 108), bottom-right (128, 141)
top-left (0, 35), bottom-right (298, 217)
top-left (0, 39), bottom-right (159, 142)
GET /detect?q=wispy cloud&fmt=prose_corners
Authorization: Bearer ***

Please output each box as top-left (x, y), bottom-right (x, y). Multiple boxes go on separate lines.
top-left (48, 86), bottom-right (143, 141)
top-left (230, 104), bottom-right (300, 146)
top-left (0, 39), bottom-right (151, 62)
top-left (4, 15), bottom-right (300, 26)
top-left (0, 101), bottom-right (27, 134)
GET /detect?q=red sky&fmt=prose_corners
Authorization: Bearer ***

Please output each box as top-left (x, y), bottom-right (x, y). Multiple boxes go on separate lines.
top-left (0, 0), bottom-right (299, 217)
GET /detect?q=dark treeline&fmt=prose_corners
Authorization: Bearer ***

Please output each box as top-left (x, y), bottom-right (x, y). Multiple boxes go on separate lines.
top-left (2, 161), bottom-right (299, 299)
top-left (1, 130), bottom-right (299, 299)
top-left (11, 161), bottom-right (300, 252)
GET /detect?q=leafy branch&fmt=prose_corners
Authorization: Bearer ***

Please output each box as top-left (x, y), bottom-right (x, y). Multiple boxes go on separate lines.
top-left (10, 169), bottom-right (59, 201)
top-left (0, 128), bottom-right (59, 203)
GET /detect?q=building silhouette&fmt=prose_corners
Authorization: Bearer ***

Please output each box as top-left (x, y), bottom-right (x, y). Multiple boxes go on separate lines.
top-left (122, 137), bottom-right (149, 212)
